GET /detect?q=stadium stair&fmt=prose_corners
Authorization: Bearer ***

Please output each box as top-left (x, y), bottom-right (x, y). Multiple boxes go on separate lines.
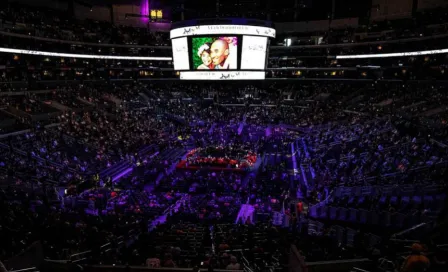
top-left (99, 144), bottom-right (159, 181)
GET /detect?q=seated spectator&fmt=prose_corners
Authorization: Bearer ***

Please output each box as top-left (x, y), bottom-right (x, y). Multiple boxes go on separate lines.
top-left (163, 253), bottom-right (176, 267)
top-left (226, 256), bottom-right (241, 270)
top-left (400, 243), bottom-right (430, 272)
top-left (146, 257), bottom-right (160, 268)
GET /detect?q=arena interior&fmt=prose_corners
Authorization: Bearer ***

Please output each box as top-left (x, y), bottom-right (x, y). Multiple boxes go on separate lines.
top-left (0, 0), bottom-right (448, 272)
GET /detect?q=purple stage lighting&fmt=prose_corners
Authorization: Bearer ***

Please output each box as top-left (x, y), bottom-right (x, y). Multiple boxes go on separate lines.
top-left (141, 0), bottom-right (149, 21)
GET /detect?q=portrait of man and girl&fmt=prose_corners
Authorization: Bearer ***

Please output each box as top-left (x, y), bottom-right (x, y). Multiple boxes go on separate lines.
top-left (193, 36), bottom-right (238, 70)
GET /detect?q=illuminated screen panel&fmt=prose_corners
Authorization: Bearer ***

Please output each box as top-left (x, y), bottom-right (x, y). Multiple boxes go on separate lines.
top-left (170, 25), bottom-right (276, 39)
top-left (171, 37), bottom-right (190, 70)
top-left (191, 36), bottom-right (238, 70)
top-left (241, 36), bottom-right (268, 70)
top-left (0, 47), bottom-right (172, 60)
top-left (180, 71), bottom-right (265, 80)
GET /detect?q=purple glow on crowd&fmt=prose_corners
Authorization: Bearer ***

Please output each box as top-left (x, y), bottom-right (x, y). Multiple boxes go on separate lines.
top-left (141, 0), bottom-right (149, 21)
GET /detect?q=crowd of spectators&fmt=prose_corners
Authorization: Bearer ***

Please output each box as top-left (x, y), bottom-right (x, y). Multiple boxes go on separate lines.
top-left (0, 79), bottom-right (446, 272)
top-left (1, 3), bottom-right (448, 84)
top-left (0, 4), bottom-right (169, 46)
top-left (2, 3), bottom-right (448, 49)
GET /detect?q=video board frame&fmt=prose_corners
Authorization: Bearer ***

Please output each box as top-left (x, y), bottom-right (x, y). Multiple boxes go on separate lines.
top-left (170, 24), bottom-right (276, 80)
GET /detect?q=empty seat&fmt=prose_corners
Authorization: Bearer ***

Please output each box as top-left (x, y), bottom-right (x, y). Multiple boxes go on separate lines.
top-left (348, 208), bottom-right (358, 222)
top-left (359, 209), bottom-right (368, 224)
top-left (338, 208), bottom-right (348, 221)
top-left (329, 206), bottom-right (338, 220)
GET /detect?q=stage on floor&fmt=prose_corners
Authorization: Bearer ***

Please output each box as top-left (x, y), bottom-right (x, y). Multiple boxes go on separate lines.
top-left (176, 146), bottom-right (257, 172)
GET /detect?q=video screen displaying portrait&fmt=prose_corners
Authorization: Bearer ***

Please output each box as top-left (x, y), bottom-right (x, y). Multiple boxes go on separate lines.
top-left (191, 36), bottom-right (238, 70)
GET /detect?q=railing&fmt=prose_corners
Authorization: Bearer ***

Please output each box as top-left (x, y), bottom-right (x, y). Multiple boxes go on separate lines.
top-left (273, 31), bottom-right (448, 49)
top-left (241, 255), bottom-right (255, 272)
top-left (69, 250), bottom-right (92, 264)
top-left (351, 267), bottom-right (371, 272)
top-left (9, 267), bottom-right (39, 272)
top-left (391, 222), bottom-right (433, 239)
top-left (162, 194), bottom-right (189, 215)
top-left (43, 235), bottom-right (126, 267)
top-left (333, 183), bottom-right (445, 198)
top-left (308, 189), bottom-right (334, 215)
top-left (0, 31), bottom-right (168, 49)
top-left (288, 244), bottom-right (372, 272)
top-left (306, 259), bottom-right (371, 272)
top-left (84, 266), bottom-right (243, 272)
top-left (3, 25), bottom-right (448, 51)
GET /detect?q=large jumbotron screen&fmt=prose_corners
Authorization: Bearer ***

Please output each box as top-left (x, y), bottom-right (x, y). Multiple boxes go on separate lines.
top-left (170, 25), bottom-right (276, 80)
